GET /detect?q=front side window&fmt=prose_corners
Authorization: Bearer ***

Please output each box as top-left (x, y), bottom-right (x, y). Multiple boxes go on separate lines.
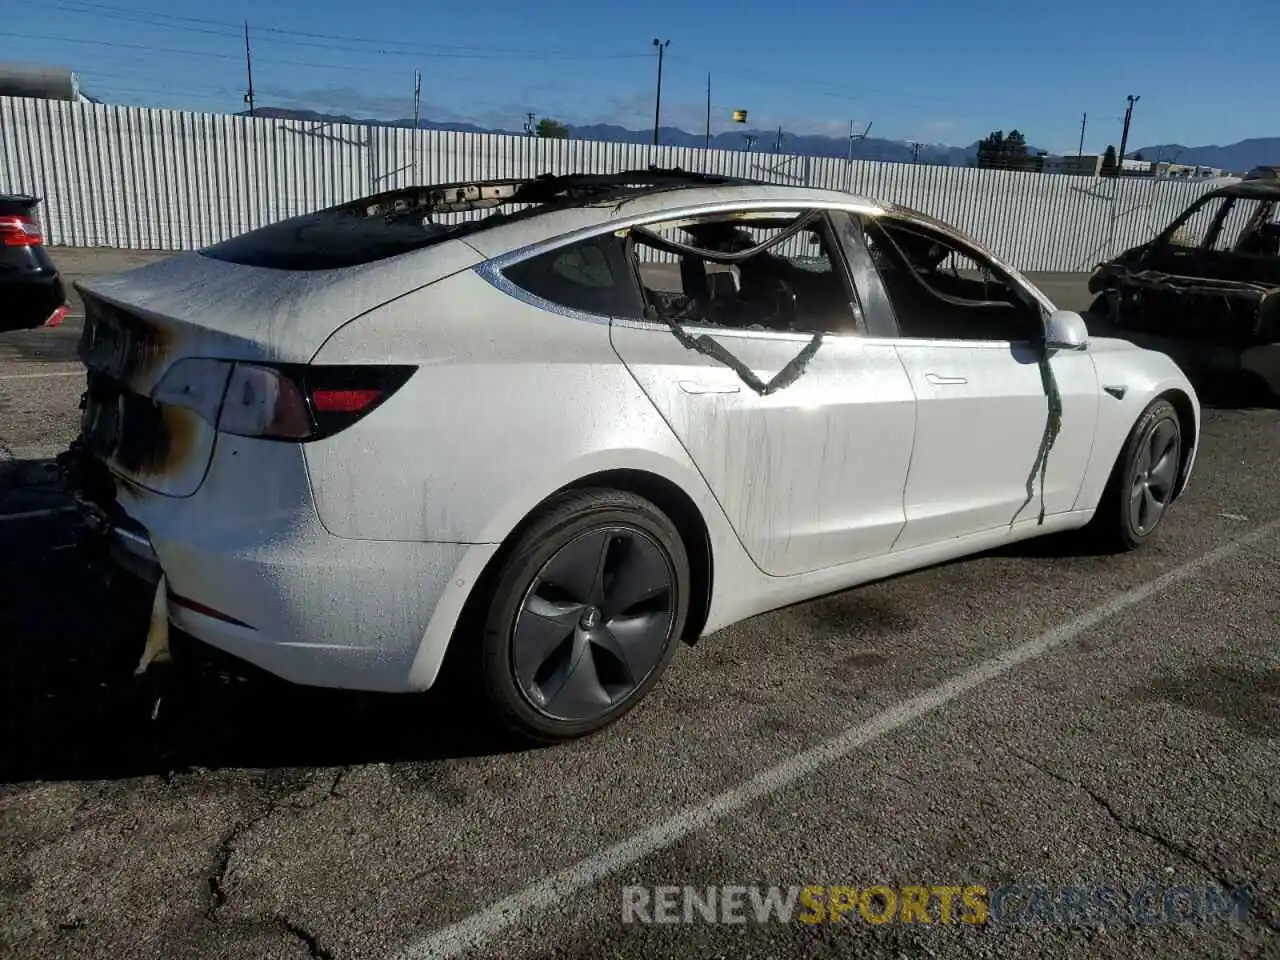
top-left (626, 210), bottom-right (863, 335)
top-left (501, 233), bottom-right (646, 319)
top-left (860, 216), bottom-right (1042, 343)
top-left (1164, 196), bottom-right (1228, 248)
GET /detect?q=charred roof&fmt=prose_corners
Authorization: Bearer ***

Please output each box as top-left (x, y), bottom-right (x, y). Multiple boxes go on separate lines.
top-left (1205, 177), bottom-right (1280, 201)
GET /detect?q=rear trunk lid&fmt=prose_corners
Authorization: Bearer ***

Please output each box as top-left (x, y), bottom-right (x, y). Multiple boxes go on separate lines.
top-left (75, 238), bottom-right (483, 496)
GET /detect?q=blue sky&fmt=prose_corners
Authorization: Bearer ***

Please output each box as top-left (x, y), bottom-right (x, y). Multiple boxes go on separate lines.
top-left (5, 0), bottom-right (1270, 151)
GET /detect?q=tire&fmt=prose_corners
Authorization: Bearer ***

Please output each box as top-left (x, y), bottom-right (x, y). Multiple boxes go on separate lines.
top-left (478, 488), bottom-right (690, 743)
top-left (1083, 293), bottom-right (1112, 325)
top-left (1087, 399), bottom-right (1183, 552)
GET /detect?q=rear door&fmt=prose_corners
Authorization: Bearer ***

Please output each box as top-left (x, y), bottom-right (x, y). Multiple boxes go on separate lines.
top-left (839, 211), bottom-right (1097, 549)
top-left (607, 206), bottom-right (917, 577)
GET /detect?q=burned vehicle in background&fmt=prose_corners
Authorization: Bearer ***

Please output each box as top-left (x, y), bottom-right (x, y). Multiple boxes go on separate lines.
top-left (1086, 170), bottom-right (1280, 400)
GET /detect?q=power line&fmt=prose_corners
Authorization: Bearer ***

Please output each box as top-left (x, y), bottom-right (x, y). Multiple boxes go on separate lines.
top-left (666, 53), bottom-right (1117, 121)
top-left (40, 0), bottom-right (648, 59)
top-left (9, 31), bottom-right (558, 76)
top-left (82, 82), bottom-right (237, 99)
top-left (27, 3), bottom-right (1131, 148)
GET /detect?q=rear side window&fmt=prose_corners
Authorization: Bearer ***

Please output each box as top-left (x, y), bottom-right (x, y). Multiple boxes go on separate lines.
top-left (502, 234), bottom-right (646, 319)
top-left (202, 211), bottom-right (462, 270)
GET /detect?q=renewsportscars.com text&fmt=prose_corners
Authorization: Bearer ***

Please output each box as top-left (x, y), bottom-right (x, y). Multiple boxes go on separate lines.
top-left (622, 884), bottom-right (1253, 926)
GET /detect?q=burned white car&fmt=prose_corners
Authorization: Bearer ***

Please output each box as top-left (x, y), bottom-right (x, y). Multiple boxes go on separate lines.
top-left (63, 168), bottom-right (1200, 742)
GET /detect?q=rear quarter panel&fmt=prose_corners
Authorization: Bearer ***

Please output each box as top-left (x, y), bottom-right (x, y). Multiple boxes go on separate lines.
top-left (1074, 338), bottom-right (1201, 510)
top-left (303, 268), bottom-right (742, 556)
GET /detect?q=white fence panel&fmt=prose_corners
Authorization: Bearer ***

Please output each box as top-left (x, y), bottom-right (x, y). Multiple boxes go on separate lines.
top-left (0, 96), bottom-right (1224, 271)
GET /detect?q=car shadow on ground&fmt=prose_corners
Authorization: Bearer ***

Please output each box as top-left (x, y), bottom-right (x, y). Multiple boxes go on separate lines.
top-left (0, 467), bottom-right (535, 785)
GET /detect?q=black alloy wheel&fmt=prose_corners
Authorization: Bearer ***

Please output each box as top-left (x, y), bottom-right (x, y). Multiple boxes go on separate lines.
top-left (478, 489), bottom-right (690, 741)
top-left (1090, 398), bottom-right (1183, 551)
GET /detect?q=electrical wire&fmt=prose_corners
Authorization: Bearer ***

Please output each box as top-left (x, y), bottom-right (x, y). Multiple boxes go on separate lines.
top-left (39, 0), bottom-right (649, 60)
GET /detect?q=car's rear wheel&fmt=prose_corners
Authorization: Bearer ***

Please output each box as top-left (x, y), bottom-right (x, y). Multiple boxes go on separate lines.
top-left (479, 489), bottom-right (690, 742)
top-left (1088, 398), bottom-right (1182, 551)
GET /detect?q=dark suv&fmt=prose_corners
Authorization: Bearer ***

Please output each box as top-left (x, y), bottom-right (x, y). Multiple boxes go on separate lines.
top-left (1, 194), bottom-right (68, 333)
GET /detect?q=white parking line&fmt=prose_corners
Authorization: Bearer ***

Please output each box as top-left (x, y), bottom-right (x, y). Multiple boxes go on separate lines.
top-left (389, 517), bottom-right (1280, 960)
top-left (0, 370), bottom-right (84, 381)
top-left (0, 506), bottom-right (77, 523)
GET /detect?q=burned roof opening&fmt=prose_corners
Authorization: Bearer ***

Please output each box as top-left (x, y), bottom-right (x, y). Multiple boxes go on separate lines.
top-left (200, 168), bottom-right (765, 271)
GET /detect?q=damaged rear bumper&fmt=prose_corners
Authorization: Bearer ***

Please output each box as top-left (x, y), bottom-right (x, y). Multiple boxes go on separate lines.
top-left (59, 437), bottom-right (476, 693)
top-left (62, 440), bottom-right (159, 584)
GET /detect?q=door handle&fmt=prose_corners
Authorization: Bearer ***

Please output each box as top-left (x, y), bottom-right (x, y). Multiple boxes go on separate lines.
top-left (679, 380), bottom-right (740, 395)
top-left (924, 373), bottom-right (968, 386)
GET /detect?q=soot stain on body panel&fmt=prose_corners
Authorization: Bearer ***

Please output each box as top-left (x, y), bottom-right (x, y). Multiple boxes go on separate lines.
top-left (78, 290), bottom-right (178, 387)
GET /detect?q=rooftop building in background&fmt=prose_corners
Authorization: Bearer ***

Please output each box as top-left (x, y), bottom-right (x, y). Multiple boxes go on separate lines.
top-left (1150, 161), bottom-right (1231, 180)
top-left (1041, 154), bottom-right (1104, 176)
top-left (0, 63), bottom-right (95, 103)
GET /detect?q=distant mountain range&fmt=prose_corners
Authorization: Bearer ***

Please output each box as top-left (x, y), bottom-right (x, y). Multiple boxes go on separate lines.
top-left (245, 107), bottom-right (1277, 172)
top-left (244, 107), bottom-right (1014, 166)
top-left (1127, 138), bottom-right (1280, 173)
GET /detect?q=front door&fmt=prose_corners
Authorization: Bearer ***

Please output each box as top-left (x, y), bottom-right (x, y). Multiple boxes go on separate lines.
top-left (609, 207), bottom-right (917, 577)
top-left (838, 211), bottom-right (1097, 550)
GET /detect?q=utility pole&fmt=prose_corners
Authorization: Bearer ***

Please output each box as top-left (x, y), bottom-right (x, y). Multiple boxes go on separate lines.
top-left (844, 120), bottom-right (872, 191)
top-left (1107, 94), bottom-right (1140, 256)
top-left (773, 125), bottom-right (783, 153)
top-left (651, 38), bottom-right (670, 146)
top-left (411, 71), bottom-right (422, 184)
top-left (704, 73), bottom-right (711, 149)
top-left (525, 112), bottom-right (536, 137)
top-left (744, 133), bottom-right (757, 153)
top-left (1077, 112), bottom-right (1087, 158)
top-left (907, 141), bottom-right (922, 164)
top-left (1117, 94), bottom-right (1140, 174)
top-left (242, 20), bottom-right (255, 117)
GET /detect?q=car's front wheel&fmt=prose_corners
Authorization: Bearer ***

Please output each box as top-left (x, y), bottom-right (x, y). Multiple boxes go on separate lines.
top-left (1088, 398), bottom-right (1183, 551)
top-left (479, 489), bottom-right (690, 742)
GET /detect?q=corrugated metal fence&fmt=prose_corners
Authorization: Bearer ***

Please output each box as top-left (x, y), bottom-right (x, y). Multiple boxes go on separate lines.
top-left (1, 96), bottom-right (1223, 271)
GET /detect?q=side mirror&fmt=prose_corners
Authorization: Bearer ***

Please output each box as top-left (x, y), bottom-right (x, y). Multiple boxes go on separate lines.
top-left (1044, 309), bottom-right (1090, 351)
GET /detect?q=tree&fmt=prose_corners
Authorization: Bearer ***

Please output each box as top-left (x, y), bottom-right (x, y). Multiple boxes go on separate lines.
top-left (975, 130), bottom-right (1006, 169)
top-left (975, 129), bottom-right (1033, 170)
top-left (1004, 129), bottom-right (1030, 167)
top-left (535, 117), bottom-right (569, 139)
top-left (1101, 144), bottom-right (1118, 177)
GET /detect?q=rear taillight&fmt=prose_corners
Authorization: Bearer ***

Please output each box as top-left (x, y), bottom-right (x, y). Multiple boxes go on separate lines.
top-left (291, 364), bottom-right (417, 439)
top-left (218, 363), bottom-right (314, 439)
top-left (44, 305), bottom-right (69, 327)
top-left (151, 360), bottom-right (414, 441)
top-left (0, 214), bottom-right (43, 247)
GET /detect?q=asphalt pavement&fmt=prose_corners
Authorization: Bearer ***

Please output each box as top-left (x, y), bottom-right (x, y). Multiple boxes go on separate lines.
top-left (0, 251), bottom-right (1277, 960)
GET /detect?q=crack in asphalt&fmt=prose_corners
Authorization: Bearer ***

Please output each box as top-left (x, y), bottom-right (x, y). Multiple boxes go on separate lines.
top-left (1008, 750), bottom-right (1280, 935)
top-left (277, 914), bottom-right (335, 959)
top-left (206, 766), bottom-right (352, 945)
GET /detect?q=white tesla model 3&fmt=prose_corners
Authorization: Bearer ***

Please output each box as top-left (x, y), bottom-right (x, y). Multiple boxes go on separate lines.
top-left (68, 170), bottom-right (1200, 741)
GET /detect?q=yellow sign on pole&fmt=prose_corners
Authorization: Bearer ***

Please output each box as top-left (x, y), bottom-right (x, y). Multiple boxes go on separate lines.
top-left (732, 109), bottom-right (748, 123)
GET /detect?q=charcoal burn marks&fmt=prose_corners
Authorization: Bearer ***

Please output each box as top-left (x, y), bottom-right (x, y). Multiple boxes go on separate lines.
top-left (790, 592), bottom-right (917, 644)
top-left (78, 293), bottom-right (175, 386)
top-left (83, 379), bottom-right (203, 483)
top-left (388, 762), bottom-right (469, 807)
top-left (1131, 663), bottom-right (1280, 740)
